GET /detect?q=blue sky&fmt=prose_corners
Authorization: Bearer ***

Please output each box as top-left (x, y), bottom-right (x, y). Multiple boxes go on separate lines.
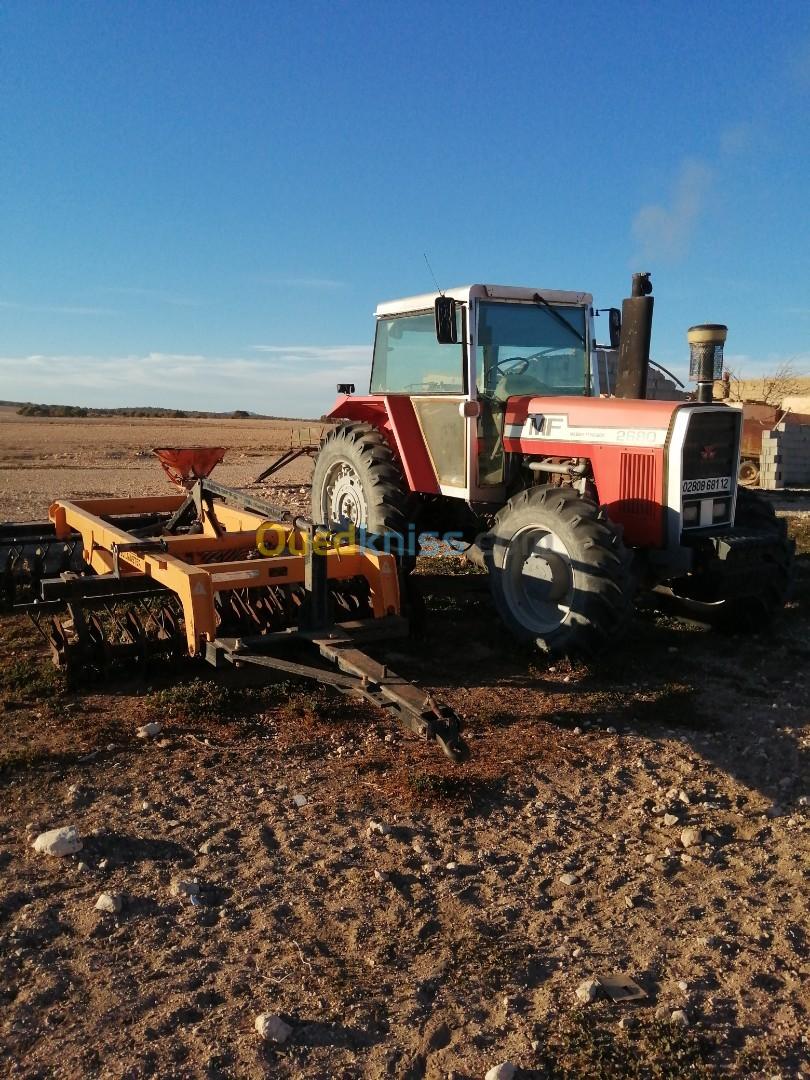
top-left (1, 0), bottom-right (809, 415)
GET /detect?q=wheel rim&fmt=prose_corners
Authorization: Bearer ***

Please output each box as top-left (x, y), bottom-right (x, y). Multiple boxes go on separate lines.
top-left (322, 461), bottom-right (369, 528)
top-left (502, 524), bottom-right (574, 635)
top-left (738, 460), bottom-right (760, 487)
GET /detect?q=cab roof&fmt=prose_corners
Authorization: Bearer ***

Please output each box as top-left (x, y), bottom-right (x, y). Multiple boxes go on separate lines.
top-left (375, 284), bottom-right (593, 318)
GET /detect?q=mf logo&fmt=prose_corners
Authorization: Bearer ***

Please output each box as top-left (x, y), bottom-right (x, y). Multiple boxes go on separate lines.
top-left (529, 413), bottom-right (566, 436)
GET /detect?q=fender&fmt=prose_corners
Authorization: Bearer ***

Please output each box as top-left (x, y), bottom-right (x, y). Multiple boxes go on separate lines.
top-left (325, 394), bottom-right (440, 495)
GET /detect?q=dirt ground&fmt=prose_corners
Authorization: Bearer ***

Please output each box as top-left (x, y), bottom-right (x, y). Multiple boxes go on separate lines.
top-left (0, 412), bottom-right (808, 1079)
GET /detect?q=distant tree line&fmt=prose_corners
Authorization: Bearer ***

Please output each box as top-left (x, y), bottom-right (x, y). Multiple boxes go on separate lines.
top-left (16, 404), bottom-right (261, 419)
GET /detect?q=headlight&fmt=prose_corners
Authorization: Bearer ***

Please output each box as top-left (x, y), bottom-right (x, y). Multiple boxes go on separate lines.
top-left (712, 498), bottom-right (730, 520)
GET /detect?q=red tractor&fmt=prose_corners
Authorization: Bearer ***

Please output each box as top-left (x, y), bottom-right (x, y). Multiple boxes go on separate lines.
top-left (311, 275), bottom-right (793, 655)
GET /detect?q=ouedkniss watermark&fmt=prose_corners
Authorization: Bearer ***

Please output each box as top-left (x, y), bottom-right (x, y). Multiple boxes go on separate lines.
top-left (256, 522), bottom-right (466, 558)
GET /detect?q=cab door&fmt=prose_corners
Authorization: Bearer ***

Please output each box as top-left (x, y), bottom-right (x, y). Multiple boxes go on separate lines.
top-left (371, 307), bottom-right (469, 497)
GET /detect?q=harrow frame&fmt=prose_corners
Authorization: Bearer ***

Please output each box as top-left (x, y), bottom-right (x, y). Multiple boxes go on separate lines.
top-left (7, 480), bottom-right (468, 761)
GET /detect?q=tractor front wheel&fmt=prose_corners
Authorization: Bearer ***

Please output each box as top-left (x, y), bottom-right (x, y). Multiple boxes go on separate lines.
top-left (483, 485), bottom-right (634, 657)
top-left (311, 422), bottom-right (412, 541)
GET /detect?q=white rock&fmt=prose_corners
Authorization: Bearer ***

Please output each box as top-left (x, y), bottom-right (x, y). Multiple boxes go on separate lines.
top-left (77, 861), bottom-right (90, 873)
top-left (485, 1063), bottom-right (516, 1080)
top-left (95, 892), bottom-right (123, 914)
top-left (32, 825), bottom-right (82, 857)
top-left (137, 722), bottom-right (162, 739)
top-left (677, 980), bottom-right (689, 991)
top-left (559, 872), bottom-right (578, 886)
top-left (373, 869), bottom-right (388, 882)
top-left (575, 977), bottom-right (601, 1003)
top-left (292, 794), bottom-right (308, 808)
top-left (367, 820), bottom-right (390, 837)
top-left (680, 826), bottom-right (702, 849)
top-left (663, 813), bottom-right (680, 827)
top-left (255, 1012), bottom-right (292, 1043)
top-left (671, 1009), bottom-right (689, 1027)
top-left (171, 878), bottom-right (200, 897)
top-left (606, 726), bottom-right (617, 735)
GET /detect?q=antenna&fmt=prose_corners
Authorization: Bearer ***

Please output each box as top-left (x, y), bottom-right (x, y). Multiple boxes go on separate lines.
top-left (423, 253), bottom-right (443, 296)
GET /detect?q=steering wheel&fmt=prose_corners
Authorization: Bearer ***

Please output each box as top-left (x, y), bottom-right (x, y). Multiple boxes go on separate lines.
top-left (492, 348), bottom-right (557, 377)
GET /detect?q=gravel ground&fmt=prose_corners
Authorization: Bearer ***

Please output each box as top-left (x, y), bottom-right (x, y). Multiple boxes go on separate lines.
top-left (0, 411), bottom-right (807, 1078)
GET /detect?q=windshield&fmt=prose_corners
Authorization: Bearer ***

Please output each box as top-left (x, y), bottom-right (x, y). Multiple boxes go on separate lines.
top-left (477, 300), bottom-right (589, 401)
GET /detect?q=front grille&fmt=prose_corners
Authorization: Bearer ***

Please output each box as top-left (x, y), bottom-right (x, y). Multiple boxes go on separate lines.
top-left (619, 451), bottom-right (656, 515)
top-left (682, 409), bottom-right (739, 482)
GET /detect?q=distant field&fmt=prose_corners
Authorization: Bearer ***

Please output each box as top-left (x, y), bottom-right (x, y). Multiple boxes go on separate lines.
top-left (0, 406), bottom-right (322, 520)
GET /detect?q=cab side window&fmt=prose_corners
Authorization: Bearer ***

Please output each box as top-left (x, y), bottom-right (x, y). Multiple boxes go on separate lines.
top-left (371, 311), bottom-right (463, 394)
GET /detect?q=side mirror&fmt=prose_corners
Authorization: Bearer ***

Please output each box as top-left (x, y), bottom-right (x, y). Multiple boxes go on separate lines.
top-left (434, 296), bottom-right (458, 344)
top-left (608, 308), bottom-right (622, 348)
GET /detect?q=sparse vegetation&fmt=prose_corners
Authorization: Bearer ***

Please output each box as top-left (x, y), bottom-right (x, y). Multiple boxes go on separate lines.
top-left (0, 654), bottom-right (64, 701)
top-left (534, 1010), bottom-right (716, 1079)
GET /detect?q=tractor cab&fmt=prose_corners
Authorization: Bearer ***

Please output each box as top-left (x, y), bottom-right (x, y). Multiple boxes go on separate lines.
top-left (368, 284), bottom-right (594, 503)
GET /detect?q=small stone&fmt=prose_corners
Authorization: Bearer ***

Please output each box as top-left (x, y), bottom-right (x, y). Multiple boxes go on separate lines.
top-left (606, 726), bottom-right (617, 735)
top-left (77, 861), bottom-right (90, 873)
top-left (559, 872), bottom-right (578, 886)
top-left (625, 895), bottom-right (635, 909)
top-left (670, 1009), bottom-right (689, 1027)
top-left (171, 878), bottom-right (200, 897)
top-left (677, 980), bottom-right (689, 992)
top-left (644, 853), bottom-right (656, 865)
top-left (137, 722), bottom-right (162, 739)
top-left (446, 861), bottom-right (458, 871)
top-left (663, 814), bottom-right (680, 827)
top-left (254, 1012), bottom-right (292, 1043)
top-left (292, 794), bottom-right (308, 808)
top-left (373, 869), bottom-right (388, 883)
top-left (576, 977), bottom-right (601, 1003)
top-left (680, 827), bottom-right (702, 849)
top-left (677, 790), bottom-right (691, 806)
top-left (95, 892), bottom-right (123, 914)
top-left (367, 820), bottom-right (390, 837)
top-left (32, 825), bottom-right (83, 857)
top-left (573, 726), bottom-right (582, 735)
top-left (485, 1063), bottom-right (516, 1080)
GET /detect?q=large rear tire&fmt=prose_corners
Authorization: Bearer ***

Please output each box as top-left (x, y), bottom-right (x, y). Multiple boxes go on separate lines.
top-left (311, 422), bottom-right (412, 541)
top-left (483, 485), bottom-right (634, 657)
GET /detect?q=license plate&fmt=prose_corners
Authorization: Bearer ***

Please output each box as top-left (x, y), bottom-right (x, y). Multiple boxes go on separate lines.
top-left (681, 476), bottom-right (731, 495)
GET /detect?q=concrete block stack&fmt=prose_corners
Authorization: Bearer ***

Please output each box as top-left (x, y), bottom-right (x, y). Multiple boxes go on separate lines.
top-left (759, 422), bottom-right (810, 490)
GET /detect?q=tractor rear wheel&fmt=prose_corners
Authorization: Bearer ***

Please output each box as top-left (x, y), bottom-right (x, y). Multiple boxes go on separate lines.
top-left (483, 485), bottom-right (634, 657)
top-left (311, 422), bottom-right (412, 540)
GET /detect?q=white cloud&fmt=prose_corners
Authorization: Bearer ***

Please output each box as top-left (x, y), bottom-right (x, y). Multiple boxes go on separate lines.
top-left (100, 287), bottom-right (199, 307)
top-left (0, 300), bottom-right (119, 316)
top-left (632, 159), bottom-right (713, 263)
top-left (0, 348), bottom-right (371, 417)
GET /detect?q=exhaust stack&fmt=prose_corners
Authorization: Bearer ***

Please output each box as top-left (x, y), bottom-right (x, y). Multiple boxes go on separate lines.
top-left (615, 272), bottom-right (654, 399)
